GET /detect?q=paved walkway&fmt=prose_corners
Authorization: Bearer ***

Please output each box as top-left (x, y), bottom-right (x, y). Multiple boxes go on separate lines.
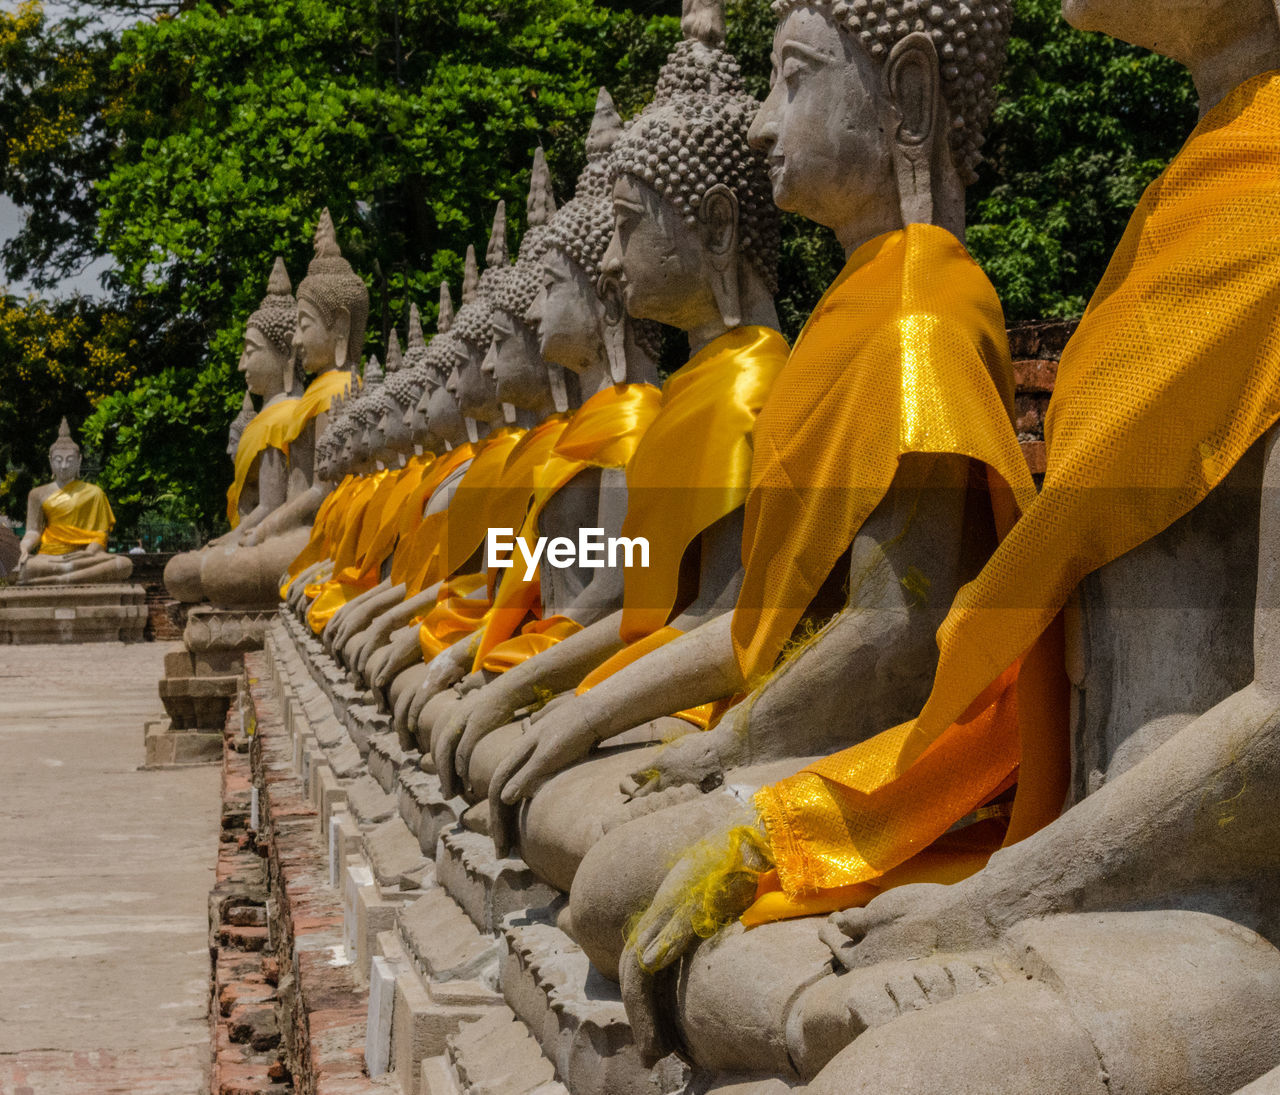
top-left (0, 641), bottom-right (218, 1094)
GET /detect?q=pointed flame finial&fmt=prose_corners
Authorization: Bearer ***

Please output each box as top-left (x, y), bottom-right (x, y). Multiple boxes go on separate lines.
top-left (438, 282), bottom-right (455, 332)
top-left (527, 148), bottom-right (557, 228)
top-left (682, 0), bottom-right (725, 48)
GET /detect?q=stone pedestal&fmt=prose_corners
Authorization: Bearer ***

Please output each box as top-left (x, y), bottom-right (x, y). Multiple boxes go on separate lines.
top-left (0, 583), bottom-right (147, 644)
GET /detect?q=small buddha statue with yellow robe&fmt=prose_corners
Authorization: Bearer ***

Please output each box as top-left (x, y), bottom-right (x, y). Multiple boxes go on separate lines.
top-left (18, 419), bottom-right (133, 587)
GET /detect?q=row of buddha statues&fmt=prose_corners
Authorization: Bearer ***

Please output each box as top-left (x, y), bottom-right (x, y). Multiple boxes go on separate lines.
top-left (199, 0), bottom-right (1280, 1085)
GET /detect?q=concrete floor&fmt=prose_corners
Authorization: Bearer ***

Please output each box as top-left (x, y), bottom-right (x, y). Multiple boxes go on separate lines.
top-left (0, 641), bottom-right (217, 1094)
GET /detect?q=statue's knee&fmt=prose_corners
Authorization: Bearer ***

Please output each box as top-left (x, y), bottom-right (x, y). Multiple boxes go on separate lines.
top-left (807, 979), bottom-right (1105, 1095)
top-left (466, 721), bottom-right (524, 798)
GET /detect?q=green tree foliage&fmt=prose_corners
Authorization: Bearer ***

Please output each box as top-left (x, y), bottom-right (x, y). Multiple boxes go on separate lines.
top-left (0, 0), bottom-right (1198, 531)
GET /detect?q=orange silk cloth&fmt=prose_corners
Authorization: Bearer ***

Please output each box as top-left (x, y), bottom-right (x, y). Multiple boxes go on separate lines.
top-left (418, 572), bottom-right (493, 662)
top-left (300, 456), bottom-right (437, 620)
top-left (575, 624), bottom-right (736, 730)
top-left (619, 326), bottom-right (789, 643)
top-left (305, 470), bottom-right (390, 631)
top-left (38, 480), bottom-right (115, 554)
top-left (471, 384), bottom-right (663, 671)
top-left (226, 397), bottom-right (300, 526)
top-left (281, 473), bottom-right (357, 595)
top-left (288, 368), bottom-right (352, 443)
top-left (389, 443), bottom-right (478, 595)
top-left (748, 71), bottom-right (1280, 918)
top-left (398, 429), bottom-right (525, 596)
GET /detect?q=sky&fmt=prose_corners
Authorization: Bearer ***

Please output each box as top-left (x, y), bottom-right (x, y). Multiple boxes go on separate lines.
top-left (0, 193), bottom-right (112, 299)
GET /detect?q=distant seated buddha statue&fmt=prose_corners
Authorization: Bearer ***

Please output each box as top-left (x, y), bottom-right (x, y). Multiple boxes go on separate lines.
top-left (18, 418), bottom-right (133, 587)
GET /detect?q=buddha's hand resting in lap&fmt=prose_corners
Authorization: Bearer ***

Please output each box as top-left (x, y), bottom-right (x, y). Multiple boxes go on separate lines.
top-left (619, 816), bottom-right (771, 1063)
top-left (498, 702), bottom-right (597, 804)
top-left (433, 678), bottom-right (525, 795)
top-left (819, 873), bottom-right (1003, 972)
top-left (430, 689), bottom-right (481, 799)
top-left (620, 718), bottom-right (746, 799)
top-left (487, 719), bottom-right (539, 856)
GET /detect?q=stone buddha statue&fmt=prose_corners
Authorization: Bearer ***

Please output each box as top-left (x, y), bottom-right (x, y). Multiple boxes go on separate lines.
top-left (611, 0), bottom-right (1280, 1089)
top-left (417, 86), bottom-right (669, 779)
top-left (17, 419), bottom-right (133, 587)
top-left (165, 255), bottom-right (302, 603)
top-left (205, 214), bottom-right (369, 607)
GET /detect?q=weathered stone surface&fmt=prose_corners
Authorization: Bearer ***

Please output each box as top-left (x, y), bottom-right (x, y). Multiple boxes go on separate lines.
top-left (0, 583), bottom-right (147, 644)
top-left (400, 887), bottom-right (502, 984)
top-left (348, 773), bottom-right (397, 824)
top-left (365, 817), bottom-right (428, 887)
top-left (436, 829), bottom-right (559, 936)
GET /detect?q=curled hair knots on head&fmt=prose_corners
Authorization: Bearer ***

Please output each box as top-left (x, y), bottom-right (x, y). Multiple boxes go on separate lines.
top-left (605, 38), bottom-right (781, 294)
top-left (386, 367), bottom-right (426, 409)
top-left (451, 297), bottom-right (496, 352)
top-left (773, 0), bottom-right (1010, 183)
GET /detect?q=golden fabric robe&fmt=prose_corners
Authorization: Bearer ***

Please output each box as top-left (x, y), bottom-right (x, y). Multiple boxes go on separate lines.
top-left (281, 474), bottom-right (358, 595)
top-left (471, 383), bottom-right (663, 671)
top-left (226, 397), bottom-right (300, 526)
top-left (389, 444), bottom-right (479, 596)
top-left (748, 72), bottom-right (1280, 921)
top-left (38, 480), bottom-right (116, 554)
top-left (619, 326), bottom-right (789, 642)
top-left (305, 470), bottom-right (390, 631)
top-left (288, 369), bottom-right (352, 443)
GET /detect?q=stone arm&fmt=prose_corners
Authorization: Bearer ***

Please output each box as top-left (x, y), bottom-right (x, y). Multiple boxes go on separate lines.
top-left (235, 448), bottom-right (289, 540)
top-left (831, 426), bottom-right (1280, 967)
top-left (504, 454), bottom-right (977, 801)
top-left (19, 487), bottom-right (46, 563)
top-left (556, 467), bottom-right (630, 625)
top-left (245, 482), bottom-right (328, 545)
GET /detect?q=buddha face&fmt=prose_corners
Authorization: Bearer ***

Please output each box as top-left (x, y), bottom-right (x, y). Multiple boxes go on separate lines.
top-left (378, 398), bottom-right (414, 455)
top-left (294, 298), bottom-right (342, 375)
top-left (749, 6), bottom-right (898, 235)
top-left (449, 340), bottom-right (501, 421)
top-left (1061, 0), bottom-right (1276, 61)
top-left (407, 381), bottom-right (435, 444)
top-left (528, 249), bottom-right (603, 375)
top-left (239, 325), bottom-right (288, 398)
top-left (603, 174), bottom-right (724, 333)
top-left (49, 446), bottom-right (81, 488)
top-left (431, 369), bottom-right (470, 447)
top-left (486, 308), bottom-right (553, 411)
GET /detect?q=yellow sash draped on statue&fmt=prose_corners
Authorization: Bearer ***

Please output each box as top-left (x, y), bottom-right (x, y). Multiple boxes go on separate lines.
top-left (619, 327), bottom-right (788, 643)
top-left (471, 384), bottom-right (662, 670)
top-left (39, 480), bottom-right (115, 554)
top-left (288, 369), bottom-right (352, 442)
top-left (747, 72), bottom-right (1280, 921)
top-left (389, 443), bottom-right (478, 595)
top-left (226, 397), bottom-right (300, 526)
top-left (417, 572), bottom-right (494, 662)
top-left (281, 474), bottom-right (357, 595)
top-left (306, 470), bottom-right (390, 631)
top-left (302, 456), bottom-right (438, 619)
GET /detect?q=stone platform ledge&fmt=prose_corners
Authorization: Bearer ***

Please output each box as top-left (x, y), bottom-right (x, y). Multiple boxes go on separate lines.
top-left (245, 650), bottom-right (391, 1094)
top-left (0, 581), bottom-right (147, 644)
top-left (142, 718), bottom-right (223, 769)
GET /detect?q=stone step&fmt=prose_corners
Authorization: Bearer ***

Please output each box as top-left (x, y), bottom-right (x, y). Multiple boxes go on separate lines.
top-left (365, 816), bottom-right (430, 887)
top-left (368, 730), bottom-right (415, 793)
top-left (436, 829), bottom-right (560, 937)
top-left (400, 886), bottom-right (503, 986)
top-left (443, 1007), bottom-right (567, 1095)
top-left (348, 773), bottom-right (398, 825)
top-left (398, 769), bottom-right (466, 857)
top-left (500, 917), bottom-right (651, 1095)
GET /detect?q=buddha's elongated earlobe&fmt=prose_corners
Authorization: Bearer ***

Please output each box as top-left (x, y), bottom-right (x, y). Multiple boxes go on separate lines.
top-left (600, 274), bottom-right (630, 384)
top-left (547, 364), bottom-right (570, 412)
top-left (700, 184), bottom-right (742, 328)
top-left (885, 32), bottom-right (942, 227)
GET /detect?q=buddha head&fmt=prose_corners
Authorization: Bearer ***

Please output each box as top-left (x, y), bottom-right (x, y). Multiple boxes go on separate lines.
top-left (355, 354), bottom-right (392, 460)
top-left (314, 432), bottom-right (338, 483)
top-left (447, 207), bottom-right (509, 431)
top-left (484, 150), bottom-right (574, 416)
top-left (240, 256), bottom-right (301, 399)
top-left (602, 0), bottom-right (780, 337)
top-left (1061, 0), bottom-right (1279, 68)
top-left (419, 332), bottom-right (472, 450)
top-left (748, 0), bottom-right (1009, 246)
top-left (376, 331), bottom-right (417, 456)
top-left (529, 88), bottom-right (663, 384)
top-left (48, 417), bottom-right (81, 488)
top-left (294, 209), bottom-right (370, 375)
